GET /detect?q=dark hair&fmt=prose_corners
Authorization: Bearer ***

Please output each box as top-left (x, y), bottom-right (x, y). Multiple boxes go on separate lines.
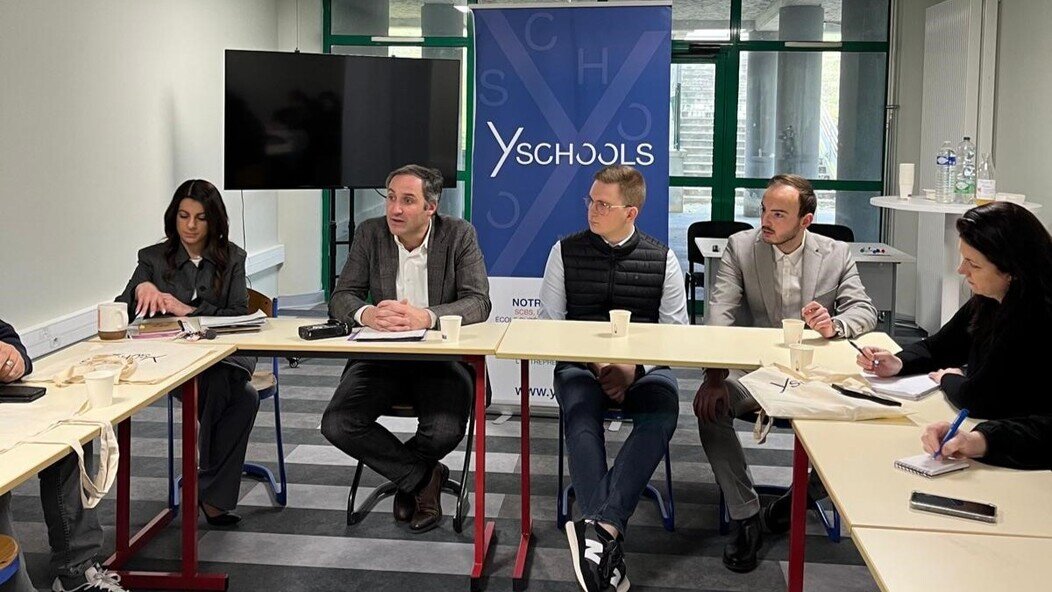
top-left (594, 164), bottom-right (646, 208)
top-left (955, 201), bottom-right (1052, 339)
top-left (385, 164), bottom-right (444, 206)
top-left (767, 174), bottom-right (817, 217)
top-left (163, 179), bottom-right (231, 295)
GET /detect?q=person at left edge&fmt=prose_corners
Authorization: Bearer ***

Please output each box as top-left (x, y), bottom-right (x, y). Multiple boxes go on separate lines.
top-left (322, 164), bottom-right (491, 534)
top-left (116, 179), bottom-right (259, 527)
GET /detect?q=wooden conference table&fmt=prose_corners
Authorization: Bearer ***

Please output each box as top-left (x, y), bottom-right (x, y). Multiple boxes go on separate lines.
top-left (0, 343), bottom-right (235, 590)
top-left (495, 318), bottom-right (898, 591)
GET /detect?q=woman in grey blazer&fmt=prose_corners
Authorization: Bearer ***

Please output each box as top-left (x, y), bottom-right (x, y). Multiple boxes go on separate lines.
top-left (116, 179), bottom-right (258, 526)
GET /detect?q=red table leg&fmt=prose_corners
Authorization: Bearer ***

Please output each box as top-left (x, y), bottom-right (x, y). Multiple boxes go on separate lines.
top-left (787, 436), bottom-right (809, 592)
top-left (470, 358), bottom-right (496, 592)
top-left (512, 360), bottom-right (533, 591)
top-left (105, 377), bottom-right (228, 590)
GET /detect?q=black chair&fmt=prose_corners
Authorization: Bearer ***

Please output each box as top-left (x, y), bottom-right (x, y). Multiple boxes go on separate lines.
top-left (807, 223), bottom-right (854, 242)
top-left (686, 221), bottom-right (754, 324)
top-left (346, 374), bottom-right (489, 534)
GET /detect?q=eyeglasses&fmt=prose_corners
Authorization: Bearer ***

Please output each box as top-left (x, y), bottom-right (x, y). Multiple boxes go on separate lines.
top-left (583, 197), bottom-right (632, 216)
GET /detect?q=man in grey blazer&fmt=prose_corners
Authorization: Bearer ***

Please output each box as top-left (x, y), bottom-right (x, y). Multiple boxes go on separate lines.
top-left (322, 164), bottom-right (491, 533)
top-left (696, 174), bottom-right (877, 573)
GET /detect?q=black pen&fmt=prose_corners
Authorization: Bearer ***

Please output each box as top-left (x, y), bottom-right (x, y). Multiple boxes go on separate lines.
top-left (831, 383), bottom-right (901, 407)
top-left (847, 339), bottom-right (880, 367)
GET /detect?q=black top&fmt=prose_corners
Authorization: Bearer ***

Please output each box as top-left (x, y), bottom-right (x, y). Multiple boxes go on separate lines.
top-left (116, 241), bottom-right (255, 376)
top-left (897, 299), bottom-right (1052, 419)
top-left (973, 415), bottom-right (1052, 471)
top-left (0, 318), bottom-right (32, 378)
top-left (560, 229), bottom-right (668, 323)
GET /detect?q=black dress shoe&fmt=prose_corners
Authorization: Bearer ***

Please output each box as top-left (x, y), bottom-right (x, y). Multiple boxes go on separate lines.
top-left (393, 489), bottom-right (415, 523)
top-left (409, 463), bottom-right (448, 533)
top-left (200, 502), bottom-right (241, 527)
top-left (723, 514), bottom-right (763, 573)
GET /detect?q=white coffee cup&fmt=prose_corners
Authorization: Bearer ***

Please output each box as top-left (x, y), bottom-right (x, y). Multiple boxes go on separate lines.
top-left (440, 315), bottom-right (463, 343)
top-left (789, 344), bottom-right (815, 373)
top-left (97, 303), bottom-right (129, 341)
top-left (84, 370), bottom-right (116, 408)
top-left (96, 363), bottom-right (123, 385)
top-left (610, 309), bottom-right (631, 337)
top-left (898, 163), bottom-right (915, 199)
top-left (782, 319), bottom-right (805, 345)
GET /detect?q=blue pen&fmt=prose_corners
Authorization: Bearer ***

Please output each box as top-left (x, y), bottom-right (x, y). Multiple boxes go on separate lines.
top-left (933, 408), bottom-right (970, 459)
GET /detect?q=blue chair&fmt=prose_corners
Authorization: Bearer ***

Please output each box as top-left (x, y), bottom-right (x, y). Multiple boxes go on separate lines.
top-left (716, 415), bottom-right (840, 542)
top-left (0, 535), bottom-right (20, 585)
top-left (557, 407), bottom-right (675, 532)
top-left (167, 290), bottom-right (288, 510)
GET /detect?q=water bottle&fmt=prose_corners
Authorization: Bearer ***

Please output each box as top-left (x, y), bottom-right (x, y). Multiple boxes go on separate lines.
top-left (976, 153), bottom-right (996, 205)
top-left (935, 141), bottom-right (956, 204)
top-left (954, 136), bottom-right (976, 204)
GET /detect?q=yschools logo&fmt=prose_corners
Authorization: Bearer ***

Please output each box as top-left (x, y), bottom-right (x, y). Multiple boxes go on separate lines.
top-left (487, 121), bottom-right (654, 178)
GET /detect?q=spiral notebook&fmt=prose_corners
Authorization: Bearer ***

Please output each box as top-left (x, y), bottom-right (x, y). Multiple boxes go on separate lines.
top-left (894, 453), bottom-right (969, 478)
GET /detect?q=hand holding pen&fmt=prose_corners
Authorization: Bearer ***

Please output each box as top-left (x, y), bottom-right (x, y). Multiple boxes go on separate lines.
top-left (850, 342), bottom-right (902, 377)
top-left (921, 409), bottom-right (977, 459)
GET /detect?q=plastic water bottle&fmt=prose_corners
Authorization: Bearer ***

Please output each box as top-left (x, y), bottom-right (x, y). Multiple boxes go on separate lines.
top-left (976, 153), bottom-right (996, 205)
top-left (954, 136), bottom-right (976, 204)
top-left (935, 141), bottom-right (956, 204)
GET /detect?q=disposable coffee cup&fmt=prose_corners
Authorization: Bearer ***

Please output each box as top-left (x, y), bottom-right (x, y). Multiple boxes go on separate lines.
top-left (789, 344), bottom-right (815, 373)
top-left (782, 319), bottom-right (805, 345)
top-left (440, 315), bottom-right (463, 343)
top-left (84, 370), bottom-right (116, 408)
top-left (610, 309), bottom-right (631, 337)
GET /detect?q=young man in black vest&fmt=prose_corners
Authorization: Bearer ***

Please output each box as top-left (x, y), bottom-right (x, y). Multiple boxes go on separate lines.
top-left (539, 165), bottom-right (688, 592)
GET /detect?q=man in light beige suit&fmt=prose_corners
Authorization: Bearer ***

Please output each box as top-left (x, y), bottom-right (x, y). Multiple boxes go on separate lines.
top-left (696, 174), bottom-right (877, 573)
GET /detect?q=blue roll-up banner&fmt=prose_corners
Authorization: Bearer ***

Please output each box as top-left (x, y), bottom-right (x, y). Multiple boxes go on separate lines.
top-left (471, 2), bottom-right (672, 408)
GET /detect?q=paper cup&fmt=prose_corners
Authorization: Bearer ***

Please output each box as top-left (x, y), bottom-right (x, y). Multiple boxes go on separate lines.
top-left (782, 319), bottom-right (805, 345)
top-left (84, 370), bottom-right (116, 408)
top-left (96, 363), bottom-right (123, 385)
top-left (440, 315), bottom-right (463, 343)
top-left (789, 344), bottom-right (815, 373)
top-left (610, 309), bottom-right (631, 337)
top-left (898, 163), bottom-right (915, 199)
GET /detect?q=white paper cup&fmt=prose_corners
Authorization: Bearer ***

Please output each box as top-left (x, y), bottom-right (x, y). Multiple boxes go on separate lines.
top-left (84, 370), bottom-right (116, 408)
top-left (789, 344), bottom-right (815, 373)
top-left (782, 319), bottom-right (805, 345)
top-left (610, 309), bottom-right (631, 337)
top-left (96, 363), bottom-right (123, 385)
top-left (898, 163), bottom-right (915, 199)
top-left (440, 315), bottom-right (463, 343)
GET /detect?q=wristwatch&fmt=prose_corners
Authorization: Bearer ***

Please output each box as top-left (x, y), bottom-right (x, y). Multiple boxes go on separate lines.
top-left (832, 318), bottom-right (846, 338)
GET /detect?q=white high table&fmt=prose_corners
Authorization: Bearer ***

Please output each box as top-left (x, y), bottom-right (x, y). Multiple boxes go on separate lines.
top-left (869, 196), bottom-right (1041, 334)
top-left (693, 237), bottom-right (915, 330)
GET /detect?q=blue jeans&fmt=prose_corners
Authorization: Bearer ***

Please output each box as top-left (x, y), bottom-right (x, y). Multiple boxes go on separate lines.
top-left (555, 363), bottom-right (679, 534)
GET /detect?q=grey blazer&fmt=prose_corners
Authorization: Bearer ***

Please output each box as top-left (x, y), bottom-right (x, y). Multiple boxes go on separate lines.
top-left (329, 214), bottom-right (492, 326)
top-left (707, 229), bottom-right (877, 338)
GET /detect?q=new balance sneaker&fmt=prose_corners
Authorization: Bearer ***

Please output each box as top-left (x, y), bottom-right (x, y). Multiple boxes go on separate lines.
top-left (51, 564), bottom-right (128, 592)
top-left (565, 519), bottom-right (630, 592)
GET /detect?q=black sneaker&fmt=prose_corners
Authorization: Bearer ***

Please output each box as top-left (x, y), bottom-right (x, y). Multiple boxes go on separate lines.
top-left (566, 519), bottom-right (629, 592)
top-left (51, 564), bottom-right (128, 592)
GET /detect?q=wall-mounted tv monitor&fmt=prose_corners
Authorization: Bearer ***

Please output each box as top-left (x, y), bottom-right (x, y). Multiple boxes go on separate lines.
top-left (225, 50), bottom-right (459, 190)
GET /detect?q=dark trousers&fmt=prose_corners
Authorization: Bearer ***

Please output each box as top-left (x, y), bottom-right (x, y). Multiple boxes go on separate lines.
top-left (196, 364), bottom-right (260, 511)
top-left (555, 362), bottom-right (679, 534)
top-left (321, 360), bottom-right (472, 494)
top-left (0, 446), bottom-right (103, 592)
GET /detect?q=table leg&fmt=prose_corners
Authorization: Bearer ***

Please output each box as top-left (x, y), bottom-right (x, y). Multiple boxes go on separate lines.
top-left (470, 357), bottom-right (496, 592)
top-left (512, 360), bottom-right (533, 591)
top-left (787, 436), bottom-right (809, 592)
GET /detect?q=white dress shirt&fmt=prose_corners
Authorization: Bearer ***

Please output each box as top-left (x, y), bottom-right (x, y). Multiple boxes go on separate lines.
top-left (354, 220), bottom-right (437, 328)
top-left (772, 232), bottom-right (806, 322)
top-left (538, 226), bottom-right (689, 325)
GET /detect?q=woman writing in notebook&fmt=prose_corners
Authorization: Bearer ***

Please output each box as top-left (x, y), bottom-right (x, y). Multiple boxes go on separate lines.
top-left (856, 201), bottom-right (1052, 419)
top-left (921, 416), bottom-right (1052, 471)
top-left (116, 179), bottom-right (259, 525)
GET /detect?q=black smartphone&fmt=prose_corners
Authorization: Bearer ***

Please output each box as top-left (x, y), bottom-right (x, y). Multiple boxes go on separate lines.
top-left (909, 491), bottom-right (997, 523)
top-left (0, 384), bottom-right (47, 403)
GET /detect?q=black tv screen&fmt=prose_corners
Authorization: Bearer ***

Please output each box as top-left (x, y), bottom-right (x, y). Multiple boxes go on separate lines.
top-left (225, 50), bottom-right (460, 190)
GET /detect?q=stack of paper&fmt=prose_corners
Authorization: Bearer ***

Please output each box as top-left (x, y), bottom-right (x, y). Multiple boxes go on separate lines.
top-left (864, 374), bottom-right (940, 401)
top-left (197, 310), bottom-right (268, 333)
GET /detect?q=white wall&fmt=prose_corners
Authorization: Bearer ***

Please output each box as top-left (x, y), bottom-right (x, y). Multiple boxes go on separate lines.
top-left (0, 0), bottom-right (287, 330)
top-left (992, 0), bottom-right (1052, 223)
